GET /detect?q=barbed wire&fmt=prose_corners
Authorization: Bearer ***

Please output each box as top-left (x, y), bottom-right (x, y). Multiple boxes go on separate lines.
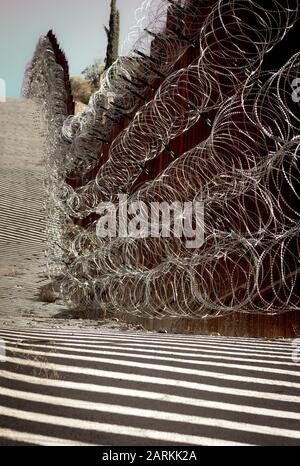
top-left (24, 0), bottom-right (300, 318)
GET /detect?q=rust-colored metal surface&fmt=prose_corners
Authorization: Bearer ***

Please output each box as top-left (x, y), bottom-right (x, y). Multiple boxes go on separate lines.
top-left (47, 30), bottom-right (75, 116)
top-left (117, 311), bottom-right (300, 339)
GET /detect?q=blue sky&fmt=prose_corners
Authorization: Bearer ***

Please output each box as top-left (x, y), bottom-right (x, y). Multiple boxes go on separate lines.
top-left (0, 0), bottom-right (142, 97)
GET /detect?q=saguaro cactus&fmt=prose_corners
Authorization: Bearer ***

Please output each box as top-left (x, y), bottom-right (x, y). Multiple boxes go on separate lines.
top-left (104, 0), bottom-right (120, 70)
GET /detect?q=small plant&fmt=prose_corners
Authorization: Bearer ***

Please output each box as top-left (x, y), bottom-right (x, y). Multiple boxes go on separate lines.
top-left (70, 76), bottom-right (93, 105)
top-left (82, 60), bottom-right (105, 89)
top-left (104, 0), bottom-right (120, 70)
top-left (38, 283), bottom-right (60, 303)
top-left (9, 344), bottom-right (60, 380)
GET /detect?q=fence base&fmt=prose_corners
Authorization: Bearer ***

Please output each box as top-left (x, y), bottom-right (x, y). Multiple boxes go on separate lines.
top-left (116, 310), bottom-right (300, 339)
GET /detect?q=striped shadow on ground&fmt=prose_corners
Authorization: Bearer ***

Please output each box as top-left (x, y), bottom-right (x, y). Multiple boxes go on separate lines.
top-left (0, 328), bottom-right (299, 446)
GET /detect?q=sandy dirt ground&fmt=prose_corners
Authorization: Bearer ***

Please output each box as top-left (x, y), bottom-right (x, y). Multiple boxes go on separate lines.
top-left (0, 98), bottom-right (137, 333)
